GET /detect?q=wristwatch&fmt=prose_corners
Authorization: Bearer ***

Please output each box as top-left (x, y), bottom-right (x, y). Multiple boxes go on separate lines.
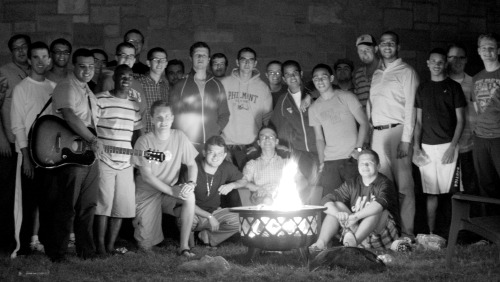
top-left (354, 147), bottom-right (363, 152)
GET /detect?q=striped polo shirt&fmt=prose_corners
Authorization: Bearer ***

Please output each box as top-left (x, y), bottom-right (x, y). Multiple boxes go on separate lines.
top-left (96, 91), bottom-right (143, 169)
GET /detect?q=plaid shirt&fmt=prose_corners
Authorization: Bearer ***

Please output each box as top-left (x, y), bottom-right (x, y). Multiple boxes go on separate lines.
top-left (137, 73), bottom-right (169, 133)
top-left (243, 153), bottom-right (286, 204)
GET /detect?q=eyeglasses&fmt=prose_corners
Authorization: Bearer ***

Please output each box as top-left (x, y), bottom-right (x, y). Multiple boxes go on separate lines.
top-left (284, 71), bottom-right (300, 79)
top-left (12, 44), bottom-right (28, 52)
top-left (117, 53), bottom-right (135, 60)
top-left (151, 58), bottom-right (167, 64)
top-left (267, 71), bottom-right (281, 76)
top-left (53, 50), bottom-right (70, 56)
top-left (379, 42), bottom-right (396, 48)
top-left (239, 58), bottom-right (256, 64)
top-left (259, 135), bottom-right (276, 141)
top-left (447, 56), bottom-right (466, 60)
top-left (312, 75), bottom-right (330, 82)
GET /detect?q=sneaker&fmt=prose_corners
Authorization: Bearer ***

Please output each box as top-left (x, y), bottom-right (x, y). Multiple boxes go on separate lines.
top-left (198, 230), bottom-right (210, 245)
top-left (30, 241), bottom-right (45, 253)
top-left (68, 238), bottom-right (76, 249)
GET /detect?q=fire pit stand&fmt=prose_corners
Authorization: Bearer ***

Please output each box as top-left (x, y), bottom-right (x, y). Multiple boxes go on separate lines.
top-left (230, 205), bottom-right (326, 262)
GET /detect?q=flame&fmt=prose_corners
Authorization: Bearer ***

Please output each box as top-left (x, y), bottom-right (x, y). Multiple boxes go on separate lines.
top-left (271, 159), bottom-right (303, 210)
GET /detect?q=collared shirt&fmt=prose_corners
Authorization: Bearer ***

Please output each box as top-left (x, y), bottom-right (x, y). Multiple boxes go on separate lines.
top-left (369, 58), bottom-right (419, 143)
top-left (52, 72), bottom-right (99, 128)
top-left (137, 73), bottom-right (169, 133)
top-left (0, 62), bottom-right (30, 143)
top-left (242, 153), bottom-right (286, 204)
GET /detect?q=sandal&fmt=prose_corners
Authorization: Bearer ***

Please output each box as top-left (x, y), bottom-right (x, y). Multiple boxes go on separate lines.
top-left (308, 243), bottom-right (326, 252)
top-left (177, 248), bottom-right (196, 258)
top-left (111, 247), bottom-right (129, 255)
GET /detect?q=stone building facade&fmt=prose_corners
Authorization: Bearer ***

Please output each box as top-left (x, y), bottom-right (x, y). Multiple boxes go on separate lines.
top-left (0, 0), bottom-right (498, 78)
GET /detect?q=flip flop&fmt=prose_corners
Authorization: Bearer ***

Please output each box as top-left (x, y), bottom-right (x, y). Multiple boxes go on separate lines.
top-left (177, 248), bottom-right (195, 258)
top-left (111, 247), bottom-right (129, 255)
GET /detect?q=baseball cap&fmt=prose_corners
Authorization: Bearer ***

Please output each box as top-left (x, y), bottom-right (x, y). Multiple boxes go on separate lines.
top-left (356, 34), bottom-right (376, 47)
top-left (333, 58), bottom-right (354, 71)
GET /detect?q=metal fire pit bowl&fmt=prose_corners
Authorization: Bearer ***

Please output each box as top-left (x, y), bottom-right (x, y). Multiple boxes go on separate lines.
top-left (230, 205), bottom-right (326, 261)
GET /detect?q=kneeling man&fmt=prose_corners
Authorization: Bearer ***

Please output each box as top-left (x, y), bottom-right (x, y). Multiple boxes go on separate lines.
top-left (189, 136), bottom-right (247, 247)
top-left (310, 149), bottom-right (400, 250)
top-left (133, 100), bottom-right (198, 257)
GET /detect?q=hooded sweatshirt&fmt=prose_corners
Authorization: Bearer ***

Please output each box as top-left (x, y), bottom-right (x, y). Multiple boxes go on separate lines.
top-left (270, 89), bottom-right (317, 153)
top-left (170, 69), bottom-right (229, 146)
top-left (221, 68), bottom-right (272, 145)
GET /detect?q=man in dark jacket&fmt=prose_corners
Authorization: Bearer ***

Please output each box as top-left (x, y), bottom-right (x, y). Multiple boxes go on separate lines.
top-left (270, 60), bottom-right (320, 204)
top-left (169, 42), bottom-right (230, 153)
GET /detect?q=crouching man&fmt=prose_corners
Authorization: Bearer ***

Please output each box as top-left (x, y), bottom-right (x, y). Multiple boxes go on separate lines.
top-left (133, 100), bottom-right (198, 257)
top-left (309, 149), bottom-right (400, 250)
top-left (186, 136), bottom-right (248, 247)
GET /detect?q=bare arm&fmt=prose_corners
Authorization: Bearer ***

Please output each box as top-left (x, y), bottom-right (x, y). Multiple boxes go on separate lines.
top-left (139, 165), bottom-right (177, 195)
top-left (218, 178), bottom-right (249, 195)
top-left (352, 106), bottom-right (369, 148)
top-left (413, 108), bottom-right (423, 150)
top-left (442, 107), bottom-right (465, 164)
top-left (313, 124), bottom-right (326, 170)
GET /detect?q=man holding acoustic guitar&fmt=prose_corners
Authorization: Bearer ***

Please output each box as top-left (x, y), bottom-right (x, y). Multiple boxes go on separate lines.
top-left (40, 48), bottom-right (103, 262)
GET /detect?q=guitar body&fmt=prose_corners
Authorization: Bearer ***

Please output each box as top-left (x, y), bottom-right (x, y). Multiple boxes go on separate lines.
top-left (29, 115), bottom-right (96, 169)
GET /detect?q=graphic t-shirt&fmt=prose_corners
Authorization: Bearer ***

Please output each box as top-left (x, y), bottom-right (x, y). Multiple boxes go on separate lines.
top-left (472, 68), bottom-right (500, 138)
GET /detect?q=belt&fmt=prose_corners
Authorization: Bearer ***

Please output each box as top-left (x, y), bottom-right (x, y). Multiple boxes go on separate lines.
top-left (373, 123), bottom-right (401, 130)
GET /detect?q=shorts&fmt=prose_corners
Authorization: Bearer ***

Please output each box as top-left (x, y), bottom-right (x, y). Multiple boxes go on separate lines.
top-left (95, 161), bottom-right (135, 217)
top-left (420, 143), bottom-right (459, 195)
top-left (358, 213), bottom-right (399, 250)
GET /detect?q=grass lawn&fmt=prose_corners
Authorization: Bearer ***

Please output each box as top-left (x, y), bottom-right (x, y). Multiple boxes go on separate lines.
top-left (0, 237), bottom-right (498, 282)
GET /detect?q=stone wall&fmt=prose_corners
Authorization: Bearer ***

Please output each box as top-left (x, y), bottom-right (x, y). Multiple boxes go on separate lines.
top-left (1, 0), bottom-right (498, 78)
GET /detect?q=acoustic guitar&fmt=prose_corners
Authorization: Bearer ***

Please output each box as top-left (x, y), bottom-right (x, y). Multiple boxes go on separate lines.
top-left (29, 115), bottom-right (164, 169)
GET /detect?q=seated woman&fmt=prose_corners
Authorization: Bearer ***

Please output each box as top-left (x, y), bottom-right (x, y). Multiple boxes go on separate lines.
top-left (309, 149), bottom-right (400, 250)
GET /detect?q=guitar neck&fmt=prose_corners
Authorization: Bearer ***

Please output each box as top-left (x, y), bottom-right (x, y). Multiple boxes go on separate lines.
top-left (104, 145), bottom-right (145, 157)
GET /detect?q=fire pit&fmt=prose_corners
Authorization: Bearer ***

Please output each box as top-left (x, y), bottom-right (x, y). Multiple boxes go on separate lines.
top-left (230, 205), bottom-right (326, 261)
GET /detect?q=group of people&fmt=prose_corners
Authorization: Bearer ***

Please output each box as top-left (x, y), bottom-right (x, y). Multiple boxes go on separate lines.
top-left (0, 27), bottom-right (498, 262)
